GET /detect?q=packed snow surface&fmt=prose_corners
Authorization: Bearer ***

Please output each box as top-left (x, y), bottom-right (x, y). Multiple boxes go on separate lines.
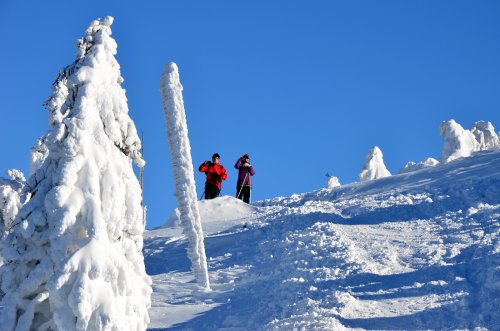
top-left (145, 150), bottom-right (499, 330)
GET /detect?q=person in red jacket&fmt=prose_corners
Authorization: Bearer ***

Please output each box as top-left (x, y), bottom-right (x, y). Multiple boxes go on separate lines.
top-left (199, 153), bottom-right (228, 199)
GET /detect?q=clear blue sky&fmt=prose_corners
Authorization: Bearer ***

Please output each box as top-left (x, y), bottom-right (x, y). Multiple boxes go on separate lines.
top-left (1, 1), bottom-right (499, 229)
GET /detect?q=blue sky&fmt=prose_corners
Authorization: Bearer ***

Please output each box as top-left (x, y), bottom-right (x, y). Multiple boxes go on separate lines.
top-left (1, 1), bottom-right (499, 229)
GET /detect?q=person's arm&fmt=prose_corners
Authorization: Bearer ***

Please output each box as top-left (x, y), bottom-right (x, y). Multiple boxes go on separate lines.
top-left (199, 161), bottom-right (210, 172)
top-left (234, 158), bottom-right (243, 169)
top-left (248, 164), bottom-right (255, 176)
top-left (221, 166), bottom-right (228, 181)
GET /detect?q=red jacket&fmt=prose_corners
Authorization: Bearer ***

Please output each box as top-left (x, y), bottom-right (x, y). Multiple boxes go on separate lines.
top-left (199, 162), bottom-right (227, 188)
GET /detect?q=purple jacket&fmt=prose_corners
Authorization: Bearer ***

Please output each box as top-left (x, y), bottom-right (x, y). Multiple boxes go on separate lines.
top-left (234, 158), bottom-right (255, 186)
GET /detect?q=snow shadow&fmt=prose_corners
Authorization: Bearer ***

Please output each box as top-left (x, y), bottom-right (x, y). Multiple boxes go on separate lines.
top-left (337, 249), bottom-right (497, 330)
top-left (145, 223), bottom-right (268, 276)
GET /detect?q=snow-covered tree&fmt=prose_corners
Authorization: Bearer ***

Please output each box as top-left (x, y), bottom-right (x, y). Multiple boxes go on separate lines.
top-left (325, 173), bottom-right (341, 188)
top-left (470, 120), bottom-right (500, 151)
top-left (440, 119), bottom-right (480, 163)
top-left (159, 62), bottom-right (210, 290)
top-left (398, 157), bottom-right (440, 174)
top-left (0, 17), bottom-right (151, 330)
top-left (358, 146), bottom-right (391, 182)
top-left (0, 170), bottom-right (25, 234)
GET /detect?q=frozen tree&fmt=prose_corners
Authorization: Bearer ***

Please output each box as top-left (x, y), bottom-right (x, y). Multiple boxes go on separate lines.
top-left (470, 120), bottom-right (500, 151)
top-left (159, 62), bottom-right (210, 290)
top-left (0, 17), bottom-right (151, 330)
top-left (29, 136), bottom-right (49, 176)
top-left (440, 119), bottom-right (480, 163)
top-left (325, 173), bottom-right (341, 188)
top-left (398, 157), bottom-right (440, 174)
top-left (358, 146), bottom-right (391, 182)
top-left (0, 170), bottom-right (25, 233)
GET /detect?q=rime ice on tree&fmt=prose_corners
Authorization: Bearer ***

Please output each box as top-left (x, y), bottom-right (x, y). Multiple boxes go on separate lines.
top-left (358, 146), bottom-right (391, 182)
top-left (0, 17), bottom-right (151, 330)
top-left (159, 63), bottom-right (211, 290)
top-left (440, 119), bottom-right (479, 163)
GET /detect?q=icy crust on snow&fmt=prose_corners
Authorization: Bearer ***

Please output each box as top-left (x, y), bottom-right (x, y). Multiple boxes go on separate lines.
top-left (159, 62), bottom-right (210, 290)
top-left (358, 146), bottom-right (391, 182)
top-left (145, 150), bottom-right (500, 330)
top-left (0, 17), bottom-right (151, 330)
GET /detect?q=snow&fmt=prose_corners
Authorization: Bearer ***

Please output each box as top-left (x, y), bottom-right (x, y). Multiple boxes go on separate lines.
top-left (440, 119), bottom-right (481, 163)
top-left (358, 146), bottom-right (391, 182)
top-left (159, 62), bottom-right (210, 290)
top-left (0, 17), bottom-right (150, 330)
top-left (471, 120), bottom-right (500, 151)
top-left (325, 174), bottom-right (341, 188)
top-left (144, 150), bottom-right (500, 330)
top-left (398, 157), bottom-right (440, 174)
top-left (0, 14), bottom-right (499, 331)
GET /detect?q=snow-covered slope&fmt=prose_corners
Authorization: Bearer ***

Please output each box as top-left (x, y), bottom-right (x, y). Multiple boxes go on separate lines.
top-left (145, 150), bottom-right (500, 330)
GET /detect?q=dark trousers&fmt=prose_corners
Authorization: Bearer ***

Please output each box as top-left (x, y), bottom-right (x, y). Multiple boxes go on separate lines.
top-left (236, 185), bottom-right (251, 203)
top-left (204, 183), bottom-right (221, 199)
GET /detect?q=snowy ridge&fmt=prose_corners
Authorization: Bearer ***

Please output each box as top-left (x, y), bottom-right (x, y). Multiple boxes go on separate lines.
top-left (145, 150), bottom-right (500, 330)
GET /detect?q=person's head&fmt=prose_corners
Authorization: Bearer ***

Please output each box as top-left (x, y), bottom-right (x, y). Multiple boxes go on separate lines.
top-left (242, 154), bottom-right (250, 161)
top-left (212, 153), bottom-right (220, 163)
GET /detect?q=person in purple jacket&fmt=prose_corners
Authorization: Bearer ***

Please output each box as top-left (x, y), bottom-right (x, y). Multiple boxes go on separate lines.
top-left (234, 154), bottom-right (255, 203)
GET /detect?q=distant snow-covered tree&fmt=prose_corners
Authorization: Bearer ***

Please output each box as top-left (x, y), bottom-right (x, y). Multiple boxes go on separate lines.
top-left (0, 17), bottom-right (151, 330)
top-left (358, 146), bottom-right (391, 182)
top-left (159, 62), bottom-right (210, 290)
top-left (325, 173), bottom-right (341, 188)
top-left (440, 119), bottom-right (480, 163)
top-left (470, 120), bottom-right (500, 151)
top-left (398, 157), bottom-right (440, 174)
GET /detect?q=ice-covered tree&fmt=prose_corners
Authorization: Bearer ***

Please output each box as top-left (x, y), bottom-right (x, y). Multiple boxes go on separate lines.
top-left (358, 146), bottom-right (391, 182)
top-left (398, 157), bottom-right (440, 174)
top-left (0, 170), bottom-right (25, 234)
top-left (159, 62), bottom-right (211, 290)
top-left (325, 173), bottom-right (341, 188)
top-left (0, 17), bottom-right (151, 330)
top-left (470, 120), bottom-right (500, 151)
top-left (440, 119), bottom-right (479, 163)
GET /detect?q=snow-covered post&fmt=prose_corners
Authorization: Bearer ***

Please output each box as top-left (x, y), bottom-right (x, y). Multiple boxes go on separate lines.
top-left (0, 17), bottom-right (151, 330)
top-left (358, 146), bottom-right (391, 182)
top-left (159, 63), bottom-right (211, 290)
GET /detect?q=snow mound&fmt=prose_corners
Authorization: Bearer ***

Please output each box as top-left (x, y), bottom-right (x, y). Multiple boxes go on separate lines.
top-left (167, 196), bottom-right (258, 235)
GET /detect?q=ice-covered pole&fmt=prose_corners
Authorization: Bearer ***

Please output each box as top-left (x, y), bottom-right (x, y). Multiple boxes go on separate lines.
top-left (159, 62), bottom-right (210, 290)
